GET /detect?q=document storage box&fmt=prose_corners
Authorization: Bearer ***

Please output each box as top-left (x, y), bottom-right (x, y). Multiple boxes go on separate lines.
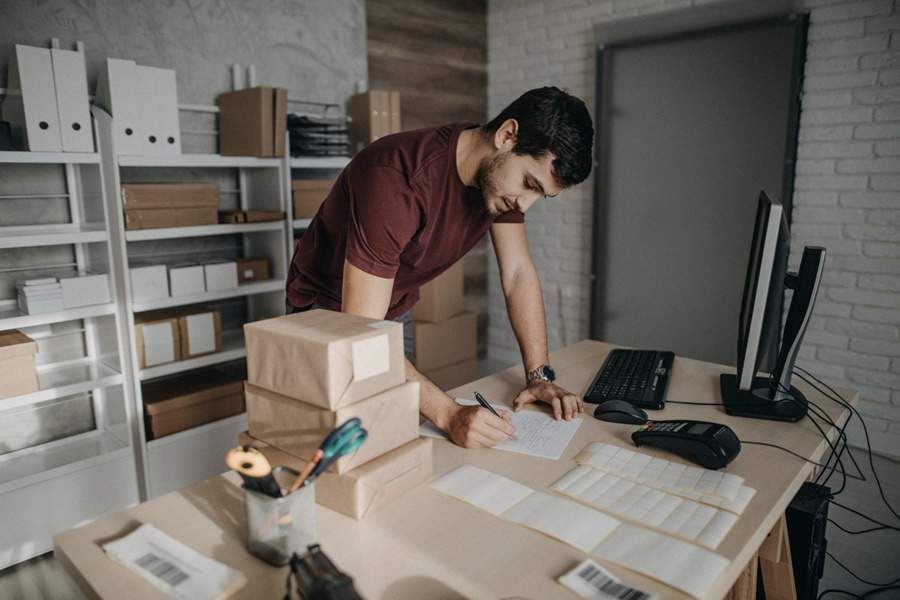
top-left (0, 330), bottom-right (39, 399)
top-left (411, 260), bottom-right (465, 323)
top-left (125, 207), bottom-right (218, 230)
top-left (203, 261), bottom-right (238, 292)
top-left (236, 258), bottom-right (270, 284)
top-left (413, 312), bottom-right (477, 371)
top-left (144, 376), bottom-right (244, 439)
top-left (134, 315), bottom-right (181, 368)
top-left (423, 358), bottom-right (479, 392)
top-left (130, 264), bottom-right (169, 303)
top-left (239, 433), bottom-right (433, 520)
top-left (178, 309), bottom-right (222, 359)
top-left (49, 48), bottom-right (93, 152)
top-left (244, 310), bottom-right (405, 410)
top-left (245, 381), bottom-right (419, 474)
top-left (349, 90), bottom-right (400, 153)
top-left (291, 179), bottom-right (333, 218)
top-left (95, 58), bottom-right (143, 155)
top-left (218, 86), bottom-right (287, 157)
top-left (3, 45), bottom-right (62, 151)
top-left (59, 273), bottom-right (111, 309)
top-left (168, 263), bottom-right (205, 297)
top-left (121, 183), bottom-right (219, 210)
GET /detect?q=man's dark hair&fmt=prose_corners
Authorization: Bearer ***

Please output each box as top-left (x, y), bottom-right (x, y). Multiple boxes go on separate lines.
top-left (483, 86), bottom-right (594, 188)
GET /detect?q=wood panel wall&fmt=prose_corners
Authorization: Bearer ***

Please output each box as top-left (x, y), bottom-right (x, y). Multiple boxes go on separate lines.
top-left (367, 0), bottom-right (491, 360)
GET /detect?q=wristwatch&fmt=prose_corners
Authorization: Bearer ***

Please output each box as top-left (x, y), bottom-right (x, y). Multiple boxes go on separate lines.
top-left (526, 364), bottom-right (556, 385)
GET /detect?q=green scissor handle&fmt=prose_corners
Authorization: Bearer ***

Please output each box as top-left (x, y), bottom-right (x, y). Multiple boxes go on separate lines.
top-left (315, 418), bottom-right (369, 476)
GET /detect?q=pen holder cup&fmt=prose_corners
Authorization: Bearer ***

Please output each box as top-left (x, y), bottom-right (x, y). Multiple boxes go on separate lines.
top-left (244, 483), bottom-right (316, 566)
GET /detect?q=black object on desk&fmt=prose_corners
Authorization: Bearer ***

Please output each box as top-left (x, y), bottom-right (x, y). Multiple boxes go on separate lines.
top-left (287, 544), bottom-right (364, 600)
top-left (631, 420), bottom-right (741, 469)
top-left (584, 349), bottom-right (674, 409)
top-left (593, 400), bottom-right (648, 424)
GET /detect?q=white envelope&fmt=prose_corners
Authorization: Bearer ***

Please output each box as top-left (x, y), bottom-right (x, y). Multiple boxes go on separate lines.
top-left (4, 45), bottom-right (62, 151)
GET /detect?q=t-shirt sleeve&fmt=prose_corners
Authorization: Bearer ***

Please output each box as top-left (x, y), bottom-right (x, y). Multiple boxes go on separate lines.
top-left (345, 166), bottom-right (422, 278)
top-left (494, 209), bottom-right (525, 223)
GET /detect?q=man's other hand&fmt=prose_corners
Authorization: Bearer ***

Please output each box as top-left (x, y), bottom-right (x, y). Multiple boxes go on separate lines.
top-left (447, 405), bottom-right (516, 448)
top-left (513, 381), bottom-right (584, 421)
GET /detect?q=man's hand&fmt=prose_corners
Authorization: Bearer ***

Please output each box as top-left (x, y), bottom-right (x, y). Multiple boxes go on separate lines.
top-left (446, 404), bottom-right (516, 448)
top-left (514, 381), bottom-right (584, 421)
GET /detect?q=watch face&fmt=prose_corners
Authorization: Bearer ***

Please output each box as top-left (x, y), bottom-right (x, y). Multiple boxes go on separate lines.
top-left (542, 365), bottom-right (556, 381)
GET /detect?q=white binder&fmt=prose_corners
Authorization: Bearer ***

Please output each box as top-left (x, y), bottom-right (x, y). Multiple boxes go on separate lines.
top-left (94, 58), bottom-right (143, 155)
top-left (137, 65), bottom-right (181, 156)
top-left (50, 48), bottom-right (94, 152)
top-left (3, 45), bottom-right (62, 151)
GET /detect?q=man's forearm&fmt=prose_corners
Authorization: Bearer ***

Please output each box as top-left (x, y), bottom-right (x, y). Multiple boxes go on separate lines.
top-left (405, 357), bottom-right (458, 430)
top-left (503, 265), bottom-right (550, 374)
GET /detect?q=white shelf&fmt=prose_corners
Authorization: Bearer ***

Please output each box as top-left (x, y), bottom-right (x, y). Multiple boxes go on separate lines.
top-left (0, 428), bottom-right (130, 494)
top-left (0, 150), bottom-right (100, 165)
top-left (0, 360), bottom-right (123, 412)
top-left (289, 156), bottom-right (350, 169)
top-left (0, 303), bottom-right (116, 331)
top-left (0, 224), bottom-right (107, 249)
top-left (131, 279), bottom-right (284, 312)
top-left (139, 330), bottom-right (245, 380)
top-left (292, 218), bottom-right (313, 229)
top-left (125, 220), bottom-right (284, 242)
top-left (118, 154), bottom-right (281, 168)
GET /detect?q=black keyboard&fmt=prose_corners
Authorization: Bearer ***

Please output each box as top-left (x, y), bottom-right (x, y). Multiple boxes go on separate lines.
top-left (584, 349), bottom-right (675, 410)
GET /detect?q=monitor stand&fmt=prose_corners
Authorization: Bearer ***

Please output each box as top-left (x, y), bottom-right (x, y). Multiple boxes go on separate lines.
top-left (721, 246), bottom-right (825, 423)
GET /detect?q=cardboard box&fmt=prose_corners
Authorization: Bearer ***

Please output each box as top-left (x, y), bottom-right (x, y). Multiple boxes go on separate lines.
top-left (178, 309), bottom-right (222, 359)
top-left (219, 210), bottom-right (285, 224)
top-left (236, 258), bottom-right (269, 284)
top-left (124, 207), bottom-right (218, 230)
top-left (239, 432), bottom-right (432, 520)
top-left (203, 261), bottom-right (238, 292)
top-left (121, 183), bottom-right (218, 210)
top-left (59, 273), bottom-right (111, 309)
top-left (246, 380), bottom-right (419, 474)
top-left (0, 330), bottom-right (39, 399)
top-left (423, 358), bottom-right (479, 392)
top-left (349, 90), bottom-right (401, 153)
top-left (168, 263), bottom-right (205, 297)
top-left (411, 260), bottom-right (465, 322)
top-left (291, 179), bottom-right (333, 219)
top-left (218, 86), bottom-right (287, 157)
top-left (134, 315), bottom-right (181, 368)
top-left (144, 376), bottom-right (244, 439)
top-left (244, 309), bottom-right (405, 410)
top-left (130, 265), bottom-right (169, 303)
top-left (413, 312), bottom-right (477, 372)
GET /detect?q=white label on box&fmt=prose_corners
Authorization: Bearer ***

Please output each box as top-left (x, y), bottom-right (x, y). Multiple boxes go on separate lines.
top-left (131, 265), bottom-right (169, 303)
top-left (169, 265), bottom-right (205, 297)
top-left (243, 269), bottom-right (254, 279)
top-left (185, 313), bottom-right (215, 356)
top-left (143, 322), bottom-right (175, 366)
top-left (351, 333), bottom-right (390, 381)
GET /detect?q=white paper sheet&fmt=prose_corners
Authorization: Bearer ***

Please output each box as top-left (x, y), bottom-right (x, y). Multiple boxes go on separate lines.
top-left (351, 333), bottom-right (390, 380)
top-left (431, 464), bottom-right (533, 516)
top-left (559, 559), bottom-right (656, 600)
top-left (420, 398), bottom-right (582, 460)
top-left (503, 492), bottom-right (620, 553)
top-left (103, 524), bottom-right (246, 599)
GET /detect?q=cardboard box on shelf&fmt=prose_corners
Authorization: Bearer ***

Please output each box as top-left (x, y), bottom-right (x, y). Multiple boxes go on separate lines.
top-left (291, 179), bottom-right (333, 219)
top-left (217, 86), bottom-right (287, 157)
top-left (59, 273), bottom-right (111, 309)
top-left (130, 264), bottom-right (169, 303)
top-left (144, 376), bottom-right (244, 439)
top-left (134, 315), bottom-right (181, 369)
top-left (245, 380), bottom-right (419, 474)
top-left (0, 329), bottom-right (39, 399)
top-left (178, 309), bottom-right (222, 359)
top-left (168, 263), bottom-right (205, 297)
top-left (220, 210), bottom-right (285, 224)
top-left (244, 309), bottom-right (405, 410)
top-left (124, 207), bottom-right (218, 230)
top-left (423, 358), bottom-right (479, 392)
top-left (413, 312), bottom-right (477, 372)
top-left (411, 260), bottom-right (465, 323)
top-left (349, 90), bottom-right (401, 153)
top-left (203, 261), bottom-right (238, 292)
top-left (238, 432), bottom-right (432, 520)
top-left (121, 183), bottom-right (218, 210)
top-left (236, 258), bottom-right (269, 284)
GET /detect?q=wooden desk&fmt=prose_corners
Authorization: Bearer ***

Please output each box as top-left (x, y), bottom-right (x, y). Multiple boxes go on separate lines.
top-left (55, 340), bottom-right (854, 599)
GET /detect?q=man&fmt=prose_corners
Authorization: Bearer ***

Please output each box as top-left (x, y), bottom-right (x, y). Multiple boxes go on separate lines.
top-left (287, 86), bottom-right (594, 449)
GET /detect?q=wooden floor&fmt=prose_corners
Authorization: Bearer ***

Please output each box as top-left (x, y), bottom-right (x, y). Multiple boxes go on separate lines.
top-left (1, 448), bottom-right (897, 600)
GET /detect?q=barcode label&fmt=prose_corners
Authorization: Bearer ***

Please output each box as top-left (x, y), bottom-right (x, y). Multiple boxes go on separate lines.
top-left (559, 559), bottom-right (653, 600)
top-left (135, 552), bottom-right (190, 588)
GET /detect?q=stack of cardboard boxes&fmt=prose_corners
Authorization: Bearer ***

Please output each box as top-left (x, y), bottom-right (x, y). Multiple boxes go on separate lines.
top-left (241, 309), bottom-right (432, 520)
top-left (122, 183), bottom-right (219, 230)
top-left (412, 261), bottom-right (479, 390)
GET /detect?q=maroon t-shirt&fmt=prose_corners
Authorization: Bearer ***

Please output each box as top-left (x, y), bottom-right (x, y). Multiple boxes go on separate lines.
top-left (286, 122), bottom-right (525, 319)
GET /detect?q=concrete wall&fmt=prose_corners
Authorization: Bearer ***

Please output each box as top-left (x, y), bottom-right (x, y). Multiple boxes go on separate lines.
top-left (487, 0), bottom-right (900, 458)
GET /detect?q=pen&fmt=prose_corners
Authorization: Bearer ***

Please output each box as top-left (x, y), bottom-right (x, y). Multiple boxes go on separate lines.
top-left (473, 391), bottom-right (502, 419)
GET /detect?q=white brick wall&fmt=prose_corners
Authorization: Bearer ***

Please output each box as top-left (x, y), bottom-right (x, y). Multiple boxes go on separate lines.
top-left (487, 0), bottom-right (900, 458)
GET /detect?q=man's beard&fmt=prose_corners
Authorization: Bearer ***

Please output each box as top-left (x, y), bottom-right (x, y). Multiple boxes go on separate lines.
top-left (476, 151), bottom-right (511, 213)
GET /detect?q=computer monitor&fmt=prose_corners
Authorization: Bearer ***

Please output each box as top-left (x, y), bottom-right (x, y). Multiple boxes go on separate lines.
top-left (721, 191), bottom-right (826, 422)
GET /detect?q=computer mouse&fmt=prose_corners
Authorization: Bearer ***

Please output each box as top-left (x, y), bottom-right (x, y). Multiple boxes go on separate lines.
top-left (593, 400), bottom-right (649, 425)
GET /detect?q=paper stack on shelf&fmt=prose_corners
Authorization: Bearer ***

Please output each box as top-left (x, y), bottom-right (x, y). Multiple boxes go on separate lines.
top-left (287, 114), bottom-right (349, 158)
top-left (16, 278), bottom-right (63, 314)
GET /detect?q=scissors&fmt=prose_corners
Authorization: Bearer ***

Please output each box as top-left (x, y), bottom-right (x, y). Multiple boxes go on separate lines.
top-left (226, 445), bottom-right (299, 498)
top-left (289, 418), bottom-right (368, 492)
